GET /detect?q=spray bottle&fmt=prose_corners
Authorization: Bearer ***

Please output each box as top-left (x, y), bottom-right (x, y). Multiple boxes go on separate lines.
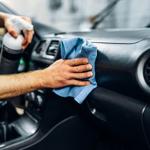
top-left (0, 16), bottom-right (33, 74)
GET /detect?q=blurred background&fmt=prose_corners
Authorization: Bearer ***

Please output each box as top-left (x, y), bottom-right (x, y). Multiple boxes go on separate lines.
top-left (1, 0), bottom-right (150, 32)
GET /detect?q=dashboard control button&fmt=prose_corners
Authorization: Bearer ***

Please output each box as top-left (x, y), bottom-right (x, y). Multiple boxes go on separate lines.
top-left (36, 95), bottom-right (43, 106)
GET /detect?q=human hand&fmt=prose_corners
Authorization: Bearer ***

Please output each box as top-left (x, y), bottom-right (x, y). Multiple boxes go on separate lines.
top-left (41, 58), bottom-right (93, 88)
top-left (1, 13), bottom-right (34, 49)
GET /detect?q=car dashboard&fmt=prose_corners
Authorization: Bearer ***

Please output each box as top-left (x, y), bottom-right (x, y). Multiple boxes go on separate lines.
top-left (1, 28), bottom-right (150, 150)
top-left (31, 29), bottom-right (150, 99)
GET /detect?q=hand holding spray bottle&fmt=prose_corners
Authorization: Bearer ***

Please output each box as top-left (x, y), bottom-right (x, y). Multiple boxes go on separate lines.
top-left (0, 16), bottom-right (33, 140)
top-left (0, 16), bottom-right (33, 74)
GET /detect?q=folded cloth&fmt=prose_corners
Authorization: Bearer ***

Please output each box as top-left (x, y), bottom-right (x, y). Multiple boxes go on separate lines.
top-left (53, 37), bottom-right (97, 104)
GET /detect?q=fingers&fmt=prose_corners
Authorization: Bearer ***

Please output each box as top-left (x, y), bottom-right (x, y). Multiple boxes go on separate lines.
top-left (7, 27), bottom-right (18, 38)
top-left (21, 16), bottom-right (34, 49)
top-left (5, 20), bottom-right (18, 38)
top-left (68, 80), bottom-right (90, 86)
top-left (44, 58), bottom-right (94, 88)
top-left (70, 71), bottom-right (93, 79)
top-left (22, 30), bottom-right (34, 49)
top-left (26, 30), bottom-right (34, 43)
top-left (4, 15), bottom-right (34, 49)
top-left (70, 64), bottom-right (92, 73)
top-left (62, 58), bottom-right (93, 79)
top-left (65, 58), bottom-right (88, 66)
top-left (66, 60), bottom-right (93, 79)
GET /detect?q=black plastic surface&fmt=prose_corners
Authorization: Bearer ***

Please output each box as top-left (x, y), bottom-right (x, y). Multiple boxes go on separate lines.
top-left (87, 87), bottom-right (148, 147)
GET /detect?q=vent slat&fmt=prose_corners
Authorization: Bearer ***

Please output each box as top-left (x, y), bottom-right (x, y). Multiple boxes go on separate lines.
top-left (144, 58), bottom-right (150, 86)
top-left (146, 67), bottom-right (150, 70)
top-left (145, 72), bottom-right (150, 76)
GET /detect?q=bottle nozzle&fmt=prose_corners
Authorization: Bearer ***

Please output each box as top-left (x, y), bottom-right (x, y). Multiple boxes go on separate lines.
top-left (7, 16), bottom-right (33, 33)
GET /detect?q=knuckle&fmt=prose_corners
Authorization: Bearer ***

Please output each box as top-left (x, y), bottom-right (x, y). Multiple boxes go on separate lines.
top-left (64, 72), bottom-right (71, 79)
top-left (86, 72), bottom-right (93, 77)
top-left (62, 80), bottom-right (68, 85)
top-left (65, 65), bottom-right (71, 71)
top-left (64, 59), bottom-right (68, 64)
top-left (75, 66), bottom-right (80, 72)
top-left (81, 82), bottom-right (86, 86)
top-left (58, 59), bottom-right (64, 63)
top-left (85, 73), bottom-right (89, 77)
top-left (81, 81), bottom-right (87, 86)
top-left (77, 82), bottom-right (82, 86)
top-left (82, 58), bottom-right (88, 63)
top-left (70, 80), bottom-right (77, 85)
top-left (59, 79), bottom-right (66, 86)
top-left (78, 81), bottom-right (87, 86)
top-left (85, 65), bottom-right (90, 70)
top-left (67, 80), bottom-right (73, 85)
top-left (73, 80), bottom-right (89, 86)
top-left (79, 59), bottom-right (84, 64)
top-left (78, 74), bottom-right (83, 78)
top-left (84, 81), bottom-right (90, 85)
top-left (87, 64), bottom-right (92, 70)
top-left (75, 80), bottom-right (80, 85)
top-left (72, 59), bottom-right (76, 65)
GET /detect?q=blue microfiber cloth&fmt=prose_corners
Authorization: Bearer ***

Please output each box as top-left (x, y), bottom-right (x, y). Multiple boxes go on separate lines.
top-left (53, 37), bottom-right (97, 104)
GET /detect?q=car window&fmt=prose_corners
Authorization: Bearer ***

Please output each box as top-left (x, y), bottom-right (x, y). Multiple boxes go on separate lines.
top-left (1, 0), bottom-right (150, 31)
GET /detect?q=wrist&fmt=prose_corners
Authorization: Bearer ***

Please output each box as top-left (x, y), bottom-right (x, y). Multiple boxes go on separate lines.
top-left (25, 70), bottom-right (46, 90)
top-left (32, 69), bottom-right (49, 89)
top-left (38, 68), bottom-right (55, 89)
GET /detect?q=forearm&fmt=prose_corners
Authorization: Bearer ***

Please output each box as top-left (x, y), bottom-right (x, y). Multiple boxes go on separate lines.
top-left (0, 70), bottom-right (44, 99)
top-left (0, 58), bottom-right (93, 100)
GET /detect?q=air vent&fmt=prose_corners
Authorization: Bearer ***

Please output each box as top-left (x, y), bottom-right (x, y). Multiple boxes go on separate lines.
top-left (35, 40), bottom-right (46, 54)
top-left (136, 52), bottom-right (150, 94)
top-left (46, 40), bottom-right (59, 56)
top-left (144, 57), bottom-right (150, 86)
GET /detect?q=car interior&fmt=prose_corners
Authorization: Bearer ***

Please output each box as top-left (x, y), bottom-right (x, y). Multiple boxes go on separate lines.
top-left (0, 2), bottom-right (150, 150)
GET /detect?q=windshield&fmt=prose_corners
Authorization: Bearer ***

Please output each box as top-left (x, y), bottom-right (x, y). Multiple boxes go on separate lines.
top-left (1, 0), bottom-right (150, 31)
